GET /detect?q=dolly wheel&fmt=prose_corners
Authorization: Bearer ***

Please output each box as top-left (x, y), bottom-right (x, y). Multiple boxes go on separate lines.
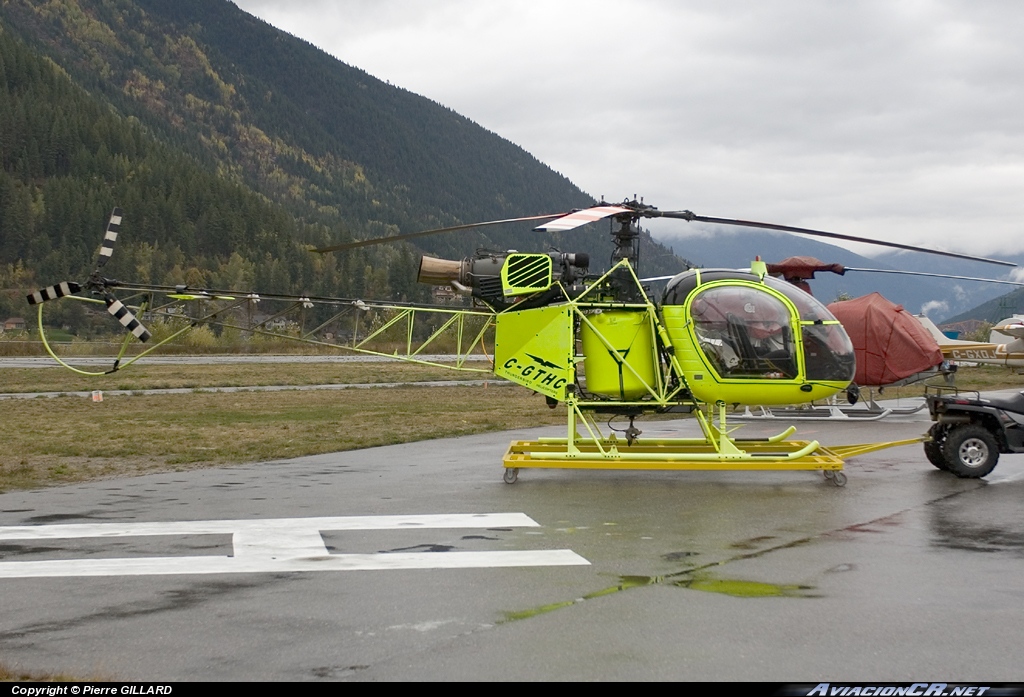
top-left (832, 471), bottom-right (847, 487)
top-left (942, 425), bottom-right (999, 478)
top-left (503, 467), bottom-right (519, 484)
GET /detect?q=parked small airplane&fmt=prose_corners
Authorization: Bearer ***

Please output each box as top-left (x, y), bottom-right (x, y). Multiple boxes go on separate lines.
top-left (917, 314), bottom-right (1024, 370)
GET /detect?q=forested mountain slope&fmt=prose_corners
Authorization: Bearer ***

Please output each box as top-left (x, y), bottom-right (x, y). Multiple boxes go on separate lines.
top-left (0, 0), bottom-right (688, 328)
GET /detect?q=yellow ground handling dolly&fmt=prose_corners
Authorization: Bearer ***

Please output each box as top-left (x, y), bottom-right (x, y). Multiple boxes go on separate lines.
top-left (502, 395), bottom-right (926, 486)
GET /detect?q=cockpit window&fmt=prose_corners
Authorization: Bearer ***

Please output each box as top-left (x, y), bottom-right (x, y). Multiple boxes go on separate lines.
top-left (690, 286), bottom-right (797, 379)
top-left (802, 323), bottom-right (856, 382)
top-left (762, 276), bottom-right (836, 322)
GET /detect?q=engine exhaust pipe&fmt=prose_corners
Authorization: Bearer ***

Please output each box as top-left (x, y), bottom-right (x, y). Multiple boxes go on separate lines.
top-left (417, 256), bottom-right (467, 286)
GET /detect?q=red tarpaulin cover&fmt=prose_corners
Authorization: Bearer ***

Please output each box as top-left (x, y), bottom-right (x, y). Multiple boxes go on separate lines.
top-left (766, 256), bottom-right (846, 294)
top-left (766, 256), bottom-right (846, 280)
top-left (826, 292), bottom-right (943, 386)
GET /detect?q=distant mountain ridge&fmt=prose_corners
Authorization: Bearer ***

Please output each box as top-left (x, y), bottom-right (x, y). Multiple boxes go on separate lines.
top-left (942, 287), bottom-right (1024, 325)
top-left (655, 226), bottom-right (1024, 321)
top-left (0, 0), bottom-right (689, 331)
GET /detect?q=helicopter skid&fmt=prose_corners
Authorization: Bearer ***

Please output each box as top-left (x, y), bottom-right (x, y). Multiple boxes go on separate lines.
top-left (735, 401), bottom-right (928, 421)
top-left (736, 405), bottom-right (894, 421)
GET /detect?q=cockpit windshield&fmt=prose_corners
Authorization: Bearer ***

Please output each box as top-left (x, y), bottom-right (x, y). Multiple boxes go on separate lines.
top-left (690, 286), bottom-right (798, 379)
top-left (802, 323), bottom-right (856, 382)
top-left (761, 275), bottom-right (836, 322)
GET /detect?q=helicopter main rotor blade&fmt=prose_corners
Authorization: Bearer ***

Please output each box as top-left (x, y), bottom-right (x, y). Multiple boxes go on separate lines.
top-left (843, 267), bottom-right (1024, 286)
top-left (531, 206), bottom-right (632, 233)
top-left (312, 213), bottom-right (569, 254)
top-left (651, 210), bottom-right (1017, 268)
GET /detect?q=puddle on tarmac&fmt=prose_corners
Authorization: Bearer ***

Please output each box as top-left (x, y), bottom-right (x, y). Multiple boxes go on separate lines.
top-left (728, 535), bottom-right (777, 550)
top-left (681, 577), bottom-right (814, 597)
top-left (502, 572), bottom-right (815, 622)
top-left (660, 551), bottom-right (698, 561)
top-left (615, 573), bottom-right (814, 598)
top-left (929, 505), bottom-right (1024, 557)
top-left (501, 522), bottom-right (832, 623)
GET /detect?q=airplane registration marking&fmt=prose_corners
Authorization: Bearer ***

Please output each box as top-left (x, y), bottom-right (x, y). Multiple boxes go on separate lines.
top-left (0, 513), bottom-right (590, 578)
top-left (949, 348), bottom-right (1003, 360)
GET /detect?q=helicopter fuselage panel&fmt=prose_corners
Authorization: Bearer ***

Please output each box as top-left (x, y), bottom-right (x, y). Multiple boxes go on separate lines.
top-left (493, 305), bottom-right (575, 400)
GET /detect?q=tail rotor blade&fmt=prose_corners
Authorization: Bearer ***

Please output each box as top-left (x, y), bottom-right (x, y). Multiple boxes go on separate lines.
top-left (28, 208), bottom-right (126, 309)
top-left (96, 207), bottom-right (123, 268)
top-left (104, 294), bottom-right (151, 342)
top-left (27, 281), bottom-right (82, 305)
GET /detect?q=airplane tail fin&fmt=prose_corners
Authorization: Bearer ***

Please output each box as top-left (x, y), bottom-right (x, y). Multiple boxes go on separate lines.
top-left (914, 315), bottom-right (954, 347)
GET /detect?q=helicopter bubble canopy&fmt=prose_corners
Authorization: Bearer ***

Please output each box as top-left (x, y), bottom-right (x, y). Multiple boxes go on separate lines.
top-left (665, 269), bottom-right (839, 321)
top-left (661, 268), bottom-right (855, 405)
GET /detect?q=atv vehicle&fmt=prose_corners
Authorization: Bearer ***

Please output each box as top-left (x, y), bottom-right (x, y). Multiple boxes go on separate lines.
top-left (924, 390), bottom-right (1024, 477)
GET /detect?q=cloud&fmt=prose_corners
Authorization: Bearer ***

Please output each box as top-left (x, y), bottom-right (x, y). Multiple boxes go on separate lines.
top-left (920, 299), bottom-right (950, 317)
top-left (232, 0), bottom-right (1024, 256)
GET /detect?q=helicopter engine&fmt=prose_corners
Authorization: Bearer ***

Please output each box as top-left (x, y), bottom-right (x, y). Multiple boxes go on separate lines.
top-left (417, 251), bottom-right (589, 309)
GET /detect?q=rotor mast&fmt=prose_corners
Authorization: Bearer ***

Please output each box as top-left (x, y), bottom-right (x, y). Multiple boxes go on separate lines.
top-left (609, 198), bottom-right (655, 300)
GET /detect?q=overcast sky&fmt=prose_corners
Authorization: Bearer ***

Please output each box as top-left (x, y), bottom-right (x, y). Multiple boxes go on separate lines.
top-left (231, 0), bottom-right (1024, 273)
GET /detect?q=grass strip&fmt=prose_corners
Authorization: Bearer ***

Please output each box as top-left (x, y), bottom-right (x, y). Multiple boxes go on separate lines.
top-left (0, 384), bottom-right (563, 491)
top-left (2, 364), bottom-right (1021, 492)
top-left (0, 361), bottom-right (485, 394)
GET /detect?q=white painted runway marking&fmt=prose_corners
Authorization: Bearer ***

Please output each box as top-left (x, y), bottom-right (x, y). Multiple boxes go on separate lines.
top-left (0, 513), bottom-right (589, 578)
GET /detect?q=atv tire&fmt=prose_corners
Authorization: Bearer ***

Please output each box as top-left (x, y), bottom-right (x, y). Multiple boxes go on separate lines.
top-left (924, 424), bottom-right (950, 470)
top-left (941, 424), bottom-right (999, 478)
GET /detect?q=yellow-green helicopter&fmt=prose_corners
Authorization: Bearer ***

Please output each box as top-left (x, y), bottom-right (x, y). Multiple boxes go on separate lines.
top-left (27, 201), bottom-right (1015, 485)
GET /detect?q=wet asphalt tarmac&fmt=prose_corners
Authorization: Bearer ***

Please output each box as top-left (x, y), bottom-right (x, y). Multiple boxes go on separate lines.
top-left (0, 397), bottom-right (1022, 682)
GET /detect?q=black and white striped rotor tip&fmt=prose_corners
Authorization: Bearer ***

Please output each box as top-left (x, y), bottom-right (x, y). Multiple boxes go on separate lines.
top-left (104, 295), bottom-right (151, 342)
top-left (96, 207), bottom-right (123, 268)
top-left (27, 281), bottom-right (82, 306)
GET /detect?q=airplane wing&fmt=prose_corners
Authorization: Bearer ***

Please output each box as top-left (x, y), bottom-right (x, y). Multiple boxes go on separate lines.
top-left (994, 322), bottom-right (1024, 339)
